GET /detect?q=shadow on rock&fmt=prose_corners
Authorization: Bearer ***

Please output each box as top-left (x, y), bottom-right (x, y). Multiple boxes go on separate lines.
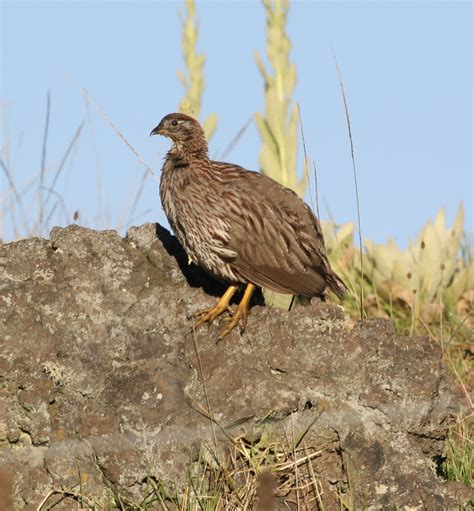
top-left (154, 223), bottom-right (264, 306)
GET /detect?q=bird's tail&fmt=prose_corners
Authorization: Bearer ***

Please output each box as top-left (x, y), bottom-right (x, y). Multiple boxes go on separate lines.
top-left (327, 269), bottom-right (347, 300)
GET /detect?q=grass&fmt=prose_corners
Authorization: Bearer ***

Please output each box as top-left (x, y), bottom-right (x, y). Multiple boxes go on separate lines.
top-left (443, 416), bottom-right (474, 488)
top-left (37, 426), bottom-right (355, 510)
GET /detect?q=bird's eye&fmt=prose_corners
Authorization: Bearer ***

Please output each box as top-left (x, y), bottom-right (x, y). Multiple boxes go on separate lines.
top-left (171, 120), bottom-right (178, 126)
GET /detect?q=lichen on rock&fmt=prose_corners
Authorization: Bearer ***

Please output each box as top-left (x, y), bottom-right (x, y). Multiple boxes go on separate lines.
top-left (0, 224), bottom-right (470, 509)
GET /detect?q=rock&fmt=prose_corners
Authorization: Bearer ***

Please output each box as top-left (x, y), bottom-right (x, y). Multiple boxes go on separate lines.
top-left (0, 224), bottom-right (470, 509)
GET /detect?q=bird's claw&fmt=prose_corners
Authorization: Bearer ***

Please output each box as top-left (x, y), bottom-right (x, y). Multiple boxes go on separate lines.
top-left (216, 306), bottom-right (249, 342)
top-left (192, 305), bottom-right (233, 320)
top-left (191, 283), bottom-right (254, 342)
top-left (192, 304), bottom-right (234, 332)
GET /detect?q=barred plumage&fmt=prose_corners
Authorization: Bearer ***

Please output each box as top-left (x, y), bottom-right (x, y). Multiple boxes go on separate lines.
top-left (151, 112), bottom-right (347, 340)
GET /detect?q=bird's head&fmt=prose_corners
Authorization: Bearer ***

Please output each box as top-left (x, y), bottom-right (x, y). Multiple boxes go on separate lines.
top-left (150, 113), bottom-right (208, 158)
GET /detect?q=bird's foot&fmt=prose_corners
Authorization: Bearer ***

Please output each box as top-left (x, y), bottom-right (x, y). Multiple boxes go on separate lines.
top-left (217, 302), bottom-right (250, 342)
top-left (193, 303), bottom-right (234, 327)
top-left (191, 285), bottom-right (238, 332)
top-left (216, 283), bottom-right (256, 342)
top-left (191, 283), bottom-right (256, 342)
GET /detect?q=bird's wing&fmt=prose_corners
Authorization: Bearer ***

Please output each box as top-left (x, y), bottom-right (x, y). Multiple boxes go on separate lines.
top-left (214, 166), bottom-right (333, 297)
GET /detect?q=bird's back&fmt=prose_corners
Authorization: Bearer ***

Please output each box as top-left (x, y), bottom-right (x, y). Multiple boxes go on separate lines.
top-left (161, 155), bottom-right (346, 299)
top-left (210, 161), bottom-right (346, 298)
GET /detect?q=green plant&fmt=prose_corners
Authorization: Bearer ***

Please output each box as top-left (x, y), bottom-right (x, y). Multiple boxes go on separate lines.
top-left (177, 0), bottom-right (217, 140)
top-left (444, 416), bottom-right (473, 488)
top-left (254, 0), bottom-right (304, 198)
top-left (363, 204), bottom-right (472, 330)
top-left (320, 221), bottom-right (356, 280)
top-left (254, 0), bottom-right (305, 310)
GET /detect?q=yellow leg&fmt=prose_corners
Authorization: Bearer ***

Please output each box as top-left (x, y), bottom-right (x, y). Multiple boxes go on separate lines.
top-left (193, 284), bottom-right (238, 330)
top-left (217, 283), bottom-right (256, 341)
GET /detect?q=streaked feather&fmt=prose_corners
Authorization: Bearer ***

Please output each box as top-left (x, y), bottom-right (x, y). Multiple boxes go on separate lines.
top-left (155, 113), bottom-right (347, 299)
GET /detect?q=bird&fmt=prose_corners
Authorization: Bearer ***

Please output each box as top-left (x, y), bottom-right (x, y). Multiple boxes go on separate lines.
top-left (150, 112), bottom-right (347, 340)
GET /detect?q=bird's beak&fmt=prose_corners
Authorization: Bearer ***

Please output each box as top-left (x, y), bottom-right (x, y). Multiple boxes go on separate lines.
top-left (150, 122), bottom-right (164, 137)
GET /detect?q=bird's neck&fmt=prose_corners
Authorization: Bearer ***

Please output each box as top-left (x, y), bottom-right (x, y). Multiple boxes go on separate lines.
top-left (167, 138), bottom-right (209, 164)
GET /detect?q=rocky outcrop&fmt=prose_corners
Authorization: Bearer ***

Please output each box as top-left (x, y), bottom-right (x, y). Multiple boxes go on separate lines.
top-left (0, 224), bottom-right (470, 509)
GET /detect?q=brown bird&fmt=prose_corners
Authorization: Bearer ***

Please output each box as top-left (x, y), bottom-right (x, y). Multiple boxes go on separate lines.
top-left (150, 113), bottom-right (346, 340)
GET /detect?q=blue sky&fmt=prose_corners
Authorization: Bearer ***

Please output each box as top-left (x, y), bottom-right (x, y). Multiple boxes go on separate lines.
top-left (1, 0), bottom-right (472, 246)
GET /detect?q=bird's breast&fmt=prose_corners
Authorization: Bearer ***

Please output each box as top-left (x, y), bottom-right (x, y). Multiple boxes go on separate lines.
top-left (159, 163), bottom-right (240, 283)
